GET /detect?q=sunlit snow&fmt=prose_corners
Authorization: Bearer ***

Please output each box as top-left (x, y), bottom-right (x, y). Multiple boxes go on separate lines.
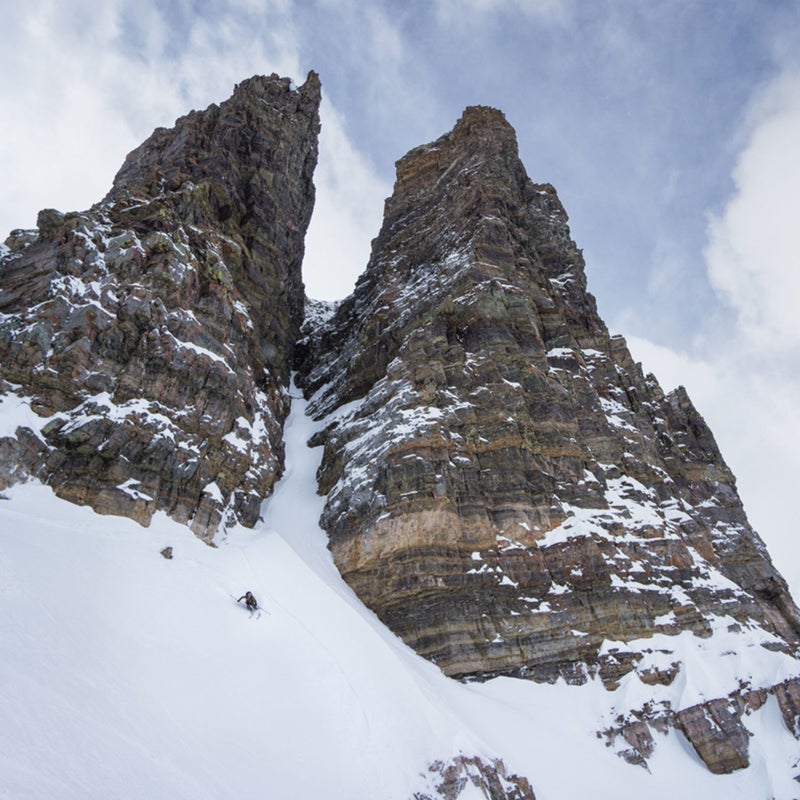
top-left (1, 385), bottom-right (798, 798)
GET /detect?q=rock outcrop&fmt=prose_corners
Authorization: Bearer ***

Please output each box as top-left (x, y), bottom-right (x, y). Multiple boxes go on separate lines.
top-left (603, 676), bottom-right (800, 776)
top-left (414, 755), bottom-right (536, 800)
top-left (0, 72), bottom-right (320, 539)
top-left (297, 106), bottom-right (800, 772)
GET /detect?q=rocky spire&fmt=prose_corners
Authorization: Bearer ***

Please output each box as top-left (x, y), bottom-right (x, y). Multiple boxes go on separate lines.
top-left (3, 77), bottom-right (798, 779)
top-left (105, 71), bottom-right (322, 377)
top-left (298, 106), bottom-right (800, 773)
top-left (0, 72), bottom-right (321, 538)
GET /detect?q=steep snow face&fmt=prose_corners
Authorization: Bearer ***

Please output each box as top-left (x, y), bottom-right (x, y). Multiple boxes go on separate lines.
top-left (1, 390), bottom-right (800, 799)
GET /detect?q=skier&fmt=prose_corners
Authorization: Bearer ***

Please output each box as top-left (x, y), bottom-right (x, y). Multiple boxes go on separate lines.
top-left (237, 591), bottom-right (258, 612)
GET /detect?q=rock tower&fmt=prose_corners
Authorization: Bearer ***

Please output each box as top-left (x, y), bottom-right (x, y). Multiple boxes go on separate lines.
top-left (298, 105), bottom-right (800, 772)
top-left (0, 73), bottom-right (320, 539)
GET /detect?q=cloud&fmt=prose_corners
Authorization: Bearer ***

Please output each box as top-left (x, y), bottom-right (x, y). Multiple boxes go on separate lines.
top-left (362, 5), bottom-right (406, 65)
top-left (625, 64), bottom-right (800, 600)
top-left (1, 2), bottom-right (141, 232)
top-left (302, 99), bottom-right (392, 301)
top-left (704, 68), bottom-right (800, 353)
top-left (434, 0), bottom-right (570, 25)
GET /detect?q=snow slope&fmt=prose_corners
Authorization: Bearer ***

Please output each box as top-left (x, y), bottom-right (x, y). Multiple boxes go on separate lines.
top-left (1, 387), bottom-right (798, 799)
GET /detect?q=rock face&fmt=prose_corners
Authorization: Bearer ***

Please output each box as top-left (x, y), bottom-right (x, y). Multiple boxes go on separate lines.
top-left (297, 106), bottom-right (800, 771)
top-left (0, 73), bottom-right (320, 539)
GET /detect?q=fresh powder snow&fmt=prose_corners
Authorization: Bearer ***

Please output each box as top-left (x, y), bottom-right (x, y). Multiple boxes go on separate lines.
top-left (1, 384), bottom-right (798, 799)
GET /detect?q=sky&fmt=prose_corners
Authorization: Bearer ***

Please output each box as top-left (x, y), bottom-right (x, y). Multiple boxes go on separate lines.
top-left (1, 0), bottom-right (798, 592)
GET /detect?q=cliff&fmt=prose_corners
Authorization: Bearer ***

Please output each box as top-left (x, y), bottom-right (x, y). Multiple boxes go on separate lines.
top-left (297, 105), bottom-right (800, 773)
top-left (0, 72), bottom-right (320, 539)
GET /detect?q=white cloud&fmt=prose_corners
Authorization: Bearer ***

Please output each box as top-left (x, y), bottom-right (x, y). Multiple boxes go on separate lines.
top-left (303, 100), bottom-right (392, 301)
top-left (435, 0), bottom-right (570, 24)
top-left (1, 2), bottom-right (140, 232)
top-left (704, 69), bottom-right (800, 352)
top-left (624, 65), bottom-right (800, 601)
top-left (363, 5), bottom-right (405, 65)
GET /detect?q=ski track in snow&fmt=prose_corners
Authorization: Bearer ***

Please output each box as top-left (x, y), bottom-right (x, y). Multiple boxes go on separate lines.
top-left (0, 382), bottom-right (799, 799)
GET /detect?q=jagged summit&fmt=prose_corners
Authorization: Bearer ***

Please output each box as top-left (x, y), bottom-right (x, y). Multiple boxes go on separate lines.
top-left (108, 71), bottom-right (320, 206)
top-left (297, 106), bottom-right (800, 774)
top-left (0, 73), bottom-right (320, 537)
top-left (395, 104), bottom-right (520, 193)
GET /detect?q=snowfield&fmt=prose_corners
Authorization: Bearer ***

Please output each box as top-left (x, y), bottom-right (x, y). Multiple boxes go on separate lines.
top-left (1, 388), bottom-right (798, 799)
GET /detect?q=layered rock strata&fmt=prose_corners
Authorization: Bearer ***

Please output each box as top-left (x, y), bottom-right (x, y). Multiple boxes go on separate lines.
top-left (0, 72), bottom-right (320, 538)
top-left (298, 106), bottom-right (800, 771)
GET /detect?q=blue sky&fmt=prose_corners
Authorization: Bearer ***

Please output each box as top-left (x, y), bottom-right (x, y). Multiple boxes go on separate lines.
top-left (1, 0), bottom-right (799, 592)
